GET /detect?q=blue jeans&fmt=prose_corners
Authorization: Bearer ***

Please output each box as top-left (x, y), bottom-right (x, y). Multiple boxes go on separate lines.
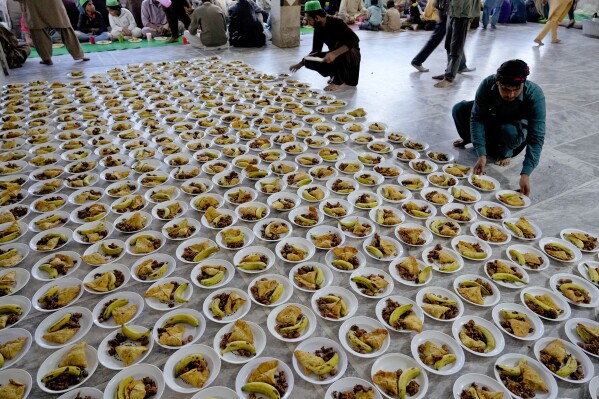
top-left (482, 0), bottom-right (503, 27)
top-left (76, 31), bottom-right (111, 43)
top-left (359, 22), bottom-right (380, 31)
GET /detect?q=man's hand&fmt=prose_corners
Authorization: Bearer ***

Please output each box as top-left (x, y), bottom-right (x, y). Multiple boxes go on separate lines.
top-left (322, 52), bottom-right (337, 63)
top-left (289, 62), bottom-right (304, 72)
top-left (473, 155), bottom-right (487, 175)
top-left (123, 27), bottom-right (131, 36)
top-left (157, 26), bottom-right (165, 34)
top-left (185, 6), bottom-right (193, 14)
top-left (519, 174), bottom-right (531, 196)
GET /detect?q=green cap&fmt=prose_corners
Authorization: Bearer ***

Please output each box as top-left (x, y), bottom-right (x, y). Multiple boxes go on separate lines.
top-left (304, 0), bottom-right (322, 11)
top-left (79, 0), bottom-right (92, 6)
top-left (106, 0), bottom-right (120, 6)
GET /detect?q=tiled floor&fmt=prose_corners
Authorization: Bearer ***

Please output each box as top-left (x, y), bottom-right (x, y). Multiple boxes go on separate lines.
top-left (2, 21), bottom-right (599, 398)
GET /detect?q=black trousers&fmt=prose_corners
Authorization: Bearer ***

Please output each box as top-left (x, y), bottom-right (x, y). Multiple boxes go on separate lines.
top-left (452, 100), bottom-right (527, 158)
top-left (411, 13), bottom-right (466, 69)
top-left (304, 49), bottom-right (361, 86)
top-left (444, 16), bottom-right (470, 81)
top-left (165, 0), bottom-right (191, 39)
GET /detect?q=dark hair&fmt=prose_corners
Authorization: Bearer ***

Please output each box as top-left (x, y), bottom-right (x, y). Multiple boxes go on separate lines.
top-left (371, 0), bottom-right (379, 5)
top-left (306, 9), bottom-right (327, 18)
top-left (496, 59), bottom-right (530, 86)
top-left (387, 0), bottom-right (394, 7)
top-left (107, 5), bottom-right (122, 10)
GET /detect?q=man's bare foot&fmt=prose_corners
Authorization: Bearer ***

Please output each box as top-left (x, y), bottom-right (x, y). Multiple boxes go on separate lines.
top-left (551, 39), bottom-right (562, 44)
top-left (324, 83), bottom-right (343, 92)
top-left (453, 139), bottom-right (466, 148)
top-left (534, 39), bottom-right (544, 46)
top-left (495, 158), bottom-right (511, 167)
top-left (40, 60), bottom-right (53, 65)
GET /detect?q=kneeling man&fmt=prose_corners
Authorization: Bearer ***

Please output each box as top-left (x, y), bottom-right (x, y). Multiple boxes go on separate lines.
top-left (452, 60), bottom-right (546, 196)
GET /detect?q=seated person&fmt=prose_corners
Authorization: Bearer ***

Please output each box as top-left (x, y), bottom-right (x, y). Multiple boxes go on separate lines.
top-left (359, 0), bottom-right (383, 30)
top-left (338, 0), bottom-right (367, 24)
top-left (0, 24), bottom-right (30, 69)
top-left (452, 60), bottom-right (546, 196)
top-left (421, 0), bottom-right (438, 29)
top-left (290, 1), bottom-right (361, 92)
top-left (141, 0), bottom-right (182, 38)
top-left (509, 0), bottom-right (528, 23)
top-left (76, 0), bottom-right (111, 42)
top-left (401, 0), bottom-right (424, 30)
top-left (228, 0), bottom-right (265, 47)
top-left (106, 0), bottom-right (142, 39)
top-left (381, 0), bottom-right (401, 31)
top-left (184, 0), bottom-right (229, 48)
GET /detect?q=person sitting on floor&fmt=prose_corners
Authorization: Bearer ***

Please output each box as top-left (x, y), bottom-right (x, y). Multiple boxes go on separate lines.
top-left (290, 0), bottom-right (361, 92)
top-left (381, 0), bottom-right (401, 31)
top-left (228, 0), bottom-right (265, 47)
top-left (338, 0), bottom-right (368, 23)
top-left (184, 0), bottom-right (229, 49)
top-left (359, 0), bottom-right (383, 30)
top-left (76, 0), bottom-right (111, 42)
top-left (106, 0), bottom-right (142, 39)
top-left (0, 24), bottom-right (30, 69)
top-left (451, 60), bottom-right (546, 196)
top-left (141, 0), bottom-right (177, 38)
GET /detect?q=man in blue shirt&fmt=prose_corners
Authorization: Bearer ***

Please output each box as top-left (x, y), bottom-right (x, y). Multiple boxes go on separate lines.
top-left (452, 60), bottom-right (546, 196)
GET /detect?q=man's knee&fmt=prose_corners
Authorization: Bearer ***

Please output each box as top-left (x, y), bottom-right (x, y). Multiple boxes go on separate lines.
top-left (452, 100), bottom-right (472, 121)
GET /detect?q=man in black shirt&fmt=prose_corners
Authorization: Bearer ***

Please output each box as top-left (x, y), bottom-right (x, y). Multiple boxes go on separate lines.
top-left (290, 0), bottom-right (361, 91)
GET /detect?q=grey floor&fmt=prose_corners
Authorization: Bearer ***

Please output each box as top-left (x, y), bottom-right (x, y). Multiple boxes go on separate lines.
top-left (2, 21), bottom-right (599, 398)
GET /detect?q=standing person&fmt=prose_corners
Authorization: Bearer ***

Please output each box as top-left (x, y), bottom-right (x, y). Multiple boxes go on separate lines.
top-left (76, 0), bottom-right (111, 42)
top-left (338, 0), bottom-right (367, 23)
top-left (141, 0), bottom-right (172, 38)
top-left (482, 0), bottom-right (502, 28)
top-left (18, 0), bottom-right (89, 65)
top-left (359, 0), bottom-right (383, 30)
top-left (451, 60), bottom-right (545, 196)
top-left (433, 0), bottom-right (479, 88)
top-left (566, 0), bottom-right (577, 27)
top-left (183, 0), bottom-right (228, 48)
top-left (163, 0), bottom-right (193, 43)
top-left (381, 0), bottom-right (401, 31)
top-left (106, 0), bottom-right (142, 39)
top-left (228, 0), bottom-right (265, 47)
top-left (410, 0), bottom-right (472, 73)
top-left (533, 0), bottom-right (573, 44)
top-left (289, 1), bottom-right (361, 91)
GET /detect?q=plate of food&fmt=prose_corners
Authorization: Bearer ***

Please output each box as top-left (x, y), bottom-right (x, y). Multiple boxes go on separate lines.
top-left (191, 259), bottom-right (235, 290)
top-left (453, 274), bottom-right (500, 307)
top-left (37, 342), bottom-right (98, 394)
top-left (370, 353), bottom-right (428, 399)
top-left (377, 184), bottom-right (412, 203)
top-left (410, 330), bottom-right (465, 376)
top-left (349, 267), bottom-right (394, 299)
top-left (324, 377), bottom-right (382, 399)
top-left (420, 187), bottom-right (453, 206)
top-left (452, 373), bottom-right (511, 399)
top-left (484, 259), bottom-right (529, 288)
top-left (152, 308), bottom-right (206, 350)
top-left (395, 223), bottom-right (434, 247)
top-left (144, 277), bottom-right (192, 311)
top-left (470, 221), bottom-right (511, 246)
top-left (578, 261), bottom-right (599, 287)
top-left (98, 324), bottom-right (154, 370)
top-left (369, 206), bottom-right (405, 228)
top-left (506, 244), bottom-right (550, 271)
top-left (0, 268), bottom-right (29, 296)
top-left (416, 286), bottom-right (464, 323)
top-left (468, 174), bottom-right (500, 192)
top-left (253, 218), bottom-right (292, 242)
top-left (375, 295), bottom-right (423, 334)
top-left (0, 328), bottom-right (32, 370)
top-left (233, 245), bottom-right (275, 273)
top-left (292, 337), bottom-right (347, 385)
top-left (247, 274), bottom-right (293, 308)
top-left (319, 199), bottom-right (354, 220)
top-left (503, 216), bottom-right (542, 241)
top-left (533, 337), bottom-right (593, 384)
top-left (427, 150), bottom-right (454, 164)
top-left (539, 237), bottom-right (582, 263)
top-left (362, 234), bottom-right (403, 262)
top-left (493, 353), bottom-right (557, 399)
top-left (398, 174), bottom-right (429, 192)
top-left (235, 357), bottom-right (293, 399)
top-left (82, 263), bottom-right (129, 295)
top-left (307, 226), bottom-right (345, 250)
top-left (421, 244), bottom-right (464, 273)
top-left (163, 344), bottom-right (220, 393)
top-left (267, 303), bottom-right (317, 343)
top-left (338, 316), bottom-right (390, 359)
top-left (289, 206), bottom-right (325, 228)
top-left (563, 317), bottom-right (599, 359)
top-left (389, 256), bottom-right (433, 287)
top-left (32, 278), bottom-right (83, 313)
top-left (128, 37), bottom-right (142, 43)
top-left (92, 291), bottom-right (144, 329)
top-left (203, 287), bottom-right (251, 324)
top-left (311, 286), bottom-right (358, 322)
top-left (451, 236), bottom-right (492, 261)
top-left (491, 302), bottom-right (544, 341)
top-left (520, 286), bottom-right (571, 322)
top-left (560, 228), bottom-right (598, 253)
top-left (0, 368), bottom-right (32, 398)
top-left (495, 190), bottom-right (531, 209)
top-left (451, 315), bottom-right (505, 357)
top-left (549, 273), bottom-right (599, 308)
top-left (102, 363), bottom-right (165, 399)
top-left (82, 239), bottom-right (126, 266)
top-left (401, 200), bottom-right (437, 220)
top-left (425, 216), bottom-right (461, 238)
top-left (162, 217), bottom-right (201, 241)
top-left (441, 203), bottom-right (476, 224)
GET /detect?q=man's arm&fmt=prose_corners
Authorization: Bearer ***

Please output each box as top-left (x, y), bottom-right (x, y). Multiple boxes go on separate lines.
top-left (470, 78), bottom-right (492, 158)
top-left (126, 10), bottom-right (138, 30)
top-left (521, 86), bottom-right (546, 176)
top-left (141, 3), bottom-right (156, 28)
top-left (290, 29), bottom-right (324, 72)
top-left (188, 10), bottom-right (199, 35)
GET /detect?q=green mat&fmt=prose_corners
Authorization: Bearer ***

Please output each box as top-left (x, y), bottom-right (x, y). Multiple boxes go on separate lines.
top-left (30, 38), bottom-right (182, 58)
top-left (301, 26), bottom-right (314, 35)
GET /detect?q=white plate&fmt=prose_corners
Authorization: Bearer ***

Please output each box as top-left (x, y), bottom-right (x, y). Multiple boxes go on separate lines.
top-left (247, 274), bottom-right (293, 307)
top-left (338, 316), bottom-right (390, 358)
top-left (453, 274), bottom-right (500, 307)
top-left (224, 186), bottom-right (258, 205)
top-left (215, 226), bottom-right (254, 251)
top-left (578, 261), bottom-right (599, 287)
top-left (484, 259), bottom-right (530, 288)
top-left (164, 344), bottom-right (220, 393)
top-left (389, 257), bottom-right (433, 287)
top-left (354, 170), bottom-right (384, 187)
top-left (375, 295), bottom-right (424, 333)
top-left (190, 193), bottom-right (225, 213)
top-left (82, 262), bottom-right (130, 294)
top-left (252, 218), bottom-right (292, 242)
top-left (235, 357), bottom-right (294, 399)
top-left (275, 237), bottom-right (315, 263)
top-left (349, 267), bottom-right (394, 299)
top-left (213, 320), bottom-right (266, 364)
top-left (34, 306), bottom-right (94, 349)
top-left (28, 211), bottom-right (69, 232)
top-left (451, 315), bottom-right (505, 357)
top-left (29, 225), bottom-right (71, 251)
top-left (505, 244), bottom-right (550, 271)
top-left (411, 330), bottom-right (465, 376)
top-left (297, 183), bottom-right (329, 203)
top-left (475, 200), bottom-right (512, 222)
top-left (235, 201), bottom-right (270, 223)
top-left (421, 245), bottom-right (464, 274)
top-left (470, 221), bottom-right (511, 246)
top-left (29, 180), bottom-right (60, 197)
top-left (180, 177), bottom-right (214, 196)
top-left (0, 368), bottom-right (32, 398)
top-left (491, 302), bottom-right (544, 341)
top-left (98, 324), bottom-right (154, 370)
top-left (589, 376), bottom-right (599, 399)
top-left (495, 190), bottom-right (531, 209)
top-left (520, 286), bottom-right (571, 322)
top-left (401, 199), bottom-right (437, 220)
top-left (292, 337), bottom-right (347, 385)
top-left (395, 223), bottom-right (434, 247)
top-left (37, 343), bottom-right (98, 394)
top-left (91, 291), bottom-right (144, 329)
top-left (266, 302), bottom-right (317, 343)
top-left (539, 237), bottom-right (583, 263)
top-left (288, 206), bottom-right (325, 228)
top-left (0, 267), bottom-right (28, 296)
top-left (191, 386), bottom-right (238, 399)
top-left (377, 184), bottom-right (413, 204)
top-left (73, 220), bottom-right (114, 245)
top-left (0, 243), bottom-right (29, 269)
top-left (408, 159), bottom-right (438, 175)
top-left (468, 174), bottom-right (500, 192)
top-left (502, 217), bottom-right (542, 241)
top-left (371, 353), bottom-right (428, 399)
top-left (233, 245), bottom-right (276, 274)
top-left (57, 387), bottom-right (103, 399)
top-left (398, 173), bottom-right (429, 191)
top-left (549, 272), bottom-right (599, 308)
top-left (113, 211), bottom-right (152, 235)
top-left (152, 199), bottom-right (188, 221)
top-left (105, 180), bottom-right (139, 199)
top-left (319, 198), bottom-right (354, 220)
top-left (325, 245), bottom-right (366, 273)
top-left (425, 216), bottom-right (461, 238)
top-left (416, 286), bottom-right (464, 322)
top-left (311, 286), bottom-right (358, 322)
top-left (191, 259), bottom-right (235, 290)
top-left (31, 278), bottom-right (83, 313)
top-left (451, 235), bottom-right (492, 261)
top-left (0, 328), bottom-right (31, 369)
top-left (420, 186), bottom-right (454, 206)
top-left (426, 150), bottom-right (454, 164)
top-left (0, 295), bottom-right (30, 329)
top-left (82, 238), bottom-right (126, 266)
top-left (493, 354), bottom-right (557, 399)
top-left (369, 206), bottom-right (405, 228)
top-left (450, 185), bottom-right (481, 204)
top-left (203, 287), bottom-right (251, 324)
top-left (100, 166), bottom-right (132, 182)
top-left (144, 276), bottom-right (192, 311)
top-left (125, 230), bottom-right (165, 256)
top-left (326, 176), bottom-right (358, 195)
top-left (441, 203), bottom-right (476, 224)
top-left (560, 228), bottom-right (599, 253)
top-left (267, 191), bottom-right (301, 211)
top-left (347, 190), bottom-right (382, 210)
top-left (72, 202), bottom-right (109, 223)
top-left (325, 377), bottom-right (383, 399)
top-left (161, 217), bottom-right (201, 241)
top-left (533, 337), bottom-right (593, 384)
top-left (452, 373), bottom-right (511, 399)
top-left (153, 308), bottom-right (206, 350)
top-left (362, 235), bottom-right (403, 262)
top-left (564, 317), bottom-right (599, 359)
top-left (307, 225), bottom-right (345, 250)
top-left (103, 364), bottom-right (165, 399)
